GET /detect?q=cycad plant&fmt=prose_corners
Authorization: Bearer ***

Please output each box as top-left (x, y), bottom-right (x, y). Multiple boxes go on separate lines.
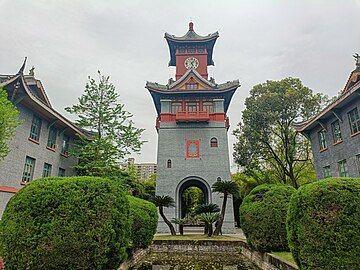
top-left (153, 195), bottom-right (176, 235)
top-left (198, 212), bottom-right (221, 237)
top-left (171, 218), bottom-right (187, 235)
top-left (195, 203), bottom-right (220, 234)
top-left (212, 181), bottom-right (240, 236)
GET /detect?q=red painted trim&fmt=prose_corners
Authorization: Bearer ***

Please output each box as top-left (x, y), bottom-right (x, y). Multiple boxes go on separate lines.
top-left (0, 186), bottom-right (19, 193)
top-left (185, 139), bottom-right (200, 158)
top-left (319, 147), bottom-right (328, 153)
top-left (159, 112), bottom-right (227, 123)
top-left (350, 131), bottom-right (360, 138)
top-left (46, 146), bottom-right (56, 152)
top-left (333, 140), bottom-right (343, 146)
top-left (60, 152), bottom-right (69, 158)
top-left (28, 137), bottom-right (40, 144)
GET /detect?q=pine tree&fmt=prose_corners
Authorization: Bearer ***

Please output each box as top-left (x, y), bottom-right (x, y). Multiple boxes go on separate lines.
top-left (66, 71), bottom-right (144, 176)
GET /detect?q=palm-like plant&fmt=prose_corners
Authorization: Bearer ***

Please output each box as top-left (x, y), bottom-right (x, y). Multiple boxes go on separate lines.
top-left (171, 218), bottom-right (186, 235)
top-left (153, 195), bottom-right (176, 235)
top-left (195, 203), bottom-right (220, 215)
top-left (198, 212), bottom-right (221, 237)
top-left (195, 203), bottom-right (220, 234)
top-left (212, 181), bottom-right (240, 236)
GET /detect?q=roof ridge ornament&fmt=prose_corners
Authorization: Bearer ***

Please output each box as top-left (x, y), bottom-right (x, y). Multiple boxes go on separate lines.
top-left (18, 57), bottom-right (27, 75)
top-left (353, 53), bottom-right (360, 68)
top-left (29, 66), bottom-right (35, 76)
top-left (189, 21), bottom-right (194, 31)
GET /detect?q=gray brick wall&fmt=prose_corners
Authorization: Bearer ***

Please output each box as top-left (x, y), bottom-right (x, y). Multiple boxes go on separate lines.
top-left (156, 119), bottom-right (235, 234)
top-left (309, 97), bottom-right (360, 179)
top-left (0, 103), bottom-right (78, 216)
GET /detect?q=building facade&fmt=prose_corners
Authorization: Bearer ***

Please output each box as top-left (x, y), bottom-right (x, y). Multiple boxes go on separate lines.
top-left (121, 158), bottom-right (157, 180)
top-left (146, 22), bottom-right (239, 233)
top-left (295, 57), bottom-right (360, 179)
top-left (0, 60), bottom-right (85, 216)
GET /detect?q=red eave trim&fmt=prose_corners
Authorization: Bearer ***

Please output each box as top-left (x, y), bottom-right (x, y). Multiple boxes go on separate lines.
top-left (0, 186), bottom-right (19, 193)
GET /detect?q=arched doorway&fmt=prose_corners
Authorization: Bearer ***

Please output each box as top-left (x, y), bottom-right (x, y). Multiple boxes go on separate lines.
top-left (176, 177), bottom-right (211, 219)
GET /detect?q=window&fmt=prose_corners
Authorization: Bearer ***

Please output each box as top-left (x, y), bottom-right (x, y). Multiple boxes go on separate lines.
top-left (61, 134), bottom-right (70, 155)
top-left (331, 120), bottom-right (342, 144)
top-left (47, 127), bottom-right (57, 149)
top-left (167, 159), bottom-right (172, 168)
top-left (318, 130), bottom-right (327, 150)
top-left (338, 160), bottom-right (349, 177)
top-left (357, 155), bottom-right (360, 175)
top-left (29, 115), bottom-right (42, 141)
top-left (203, 102), bottom-right (214, 113)
top-left (210, 137), bottom-right (218, 147)
top-left (323, 166), bottom-right (331, 178)
top-left (42, 163), bottom-right (52, 177)
top-left (58, 168), bottom-right (65, 177)
top-left (22, 156), bottom-right (35, 182)
top-left (186, 102), bottom-right (199, 112)
top-left (348, 108), bottom-right (360, 135)
top-left (171, 102), bottom-right (183, 113)
top-left (186, 83), bottom-right (198, 90)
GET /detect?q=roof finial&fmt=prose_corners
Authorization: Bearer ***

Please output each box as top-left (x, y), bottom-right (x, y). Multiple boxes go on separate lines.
top-left (189, 21), bottom-right (194, 31)
top-left (29, 66), bottom-right (35, 76)
top-left (18, 57), bottom-right (27, 74)
top-left (353, 53), bottom-right (360, 68)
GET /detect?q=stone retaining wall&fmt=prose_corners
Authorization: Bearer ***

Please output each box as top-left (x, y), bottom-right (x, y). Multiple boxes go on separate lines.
top-left (150, 239), bottom-right (298, 270)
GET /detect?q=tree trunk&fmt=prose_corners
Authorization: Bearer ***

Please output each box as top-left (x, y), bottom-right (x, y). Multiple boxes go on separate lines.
top-left (208, 223), bottom-right (213, 237)
top-left (159, 206), bottom-right (176, 235)
top-left (214, 193), bottom-right (228, 236)
top-left (203, 222), bottom-right (209, 235)
top-left (179, 224), bottom-right (184, 235)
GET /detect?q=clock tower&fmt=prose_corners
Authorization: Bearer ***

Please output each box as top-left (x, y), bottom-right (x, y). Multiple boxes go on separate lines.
top-left (146, 22), bottom-right (240, 233)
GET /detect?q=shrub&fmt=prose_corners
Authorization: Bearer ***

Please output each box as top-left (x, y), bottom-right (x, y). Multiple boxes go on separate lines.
top-left (240, 184), bottom-right (296, 252)
top-left (0, 176), bottom-right (130, 270)
top-left (287, 177), bottom-right (360, 270)
top-left (127, 195), bottom-right (158, 249)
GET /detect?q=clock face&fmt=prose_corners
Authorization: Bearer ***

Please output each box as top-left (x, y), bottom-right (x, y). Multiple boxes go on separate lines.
top-left (184, 57), bottom-right (199, 69)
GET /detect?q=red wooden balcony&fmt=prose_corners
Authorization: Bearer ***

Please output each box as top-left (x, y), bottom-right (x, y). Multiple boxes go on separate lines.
top-left (175, 111), bottom-right (210, 122)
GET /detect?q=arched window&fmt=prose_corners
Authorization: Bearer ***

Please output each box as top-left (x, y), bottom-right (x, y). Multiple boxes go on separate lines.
top-left (167, 159), bottom-right (172, 168)
top-left (210, 137), bottom-right (218, 148)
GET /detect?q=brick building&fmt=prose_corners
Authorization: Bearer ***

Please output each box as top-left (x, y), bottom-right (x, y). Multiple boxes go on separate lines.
top-left (0, 59), bottom-right (85, 216)
top-left (146, 22), bottom-right (239, 233)
top-left (295, 56), bottom-right (360, 179)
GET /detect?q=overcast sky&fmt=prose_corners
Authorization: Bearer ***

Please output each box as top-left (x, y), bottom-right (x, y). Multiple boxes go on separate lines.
top-left (1, 1), bottom-right (359, 168)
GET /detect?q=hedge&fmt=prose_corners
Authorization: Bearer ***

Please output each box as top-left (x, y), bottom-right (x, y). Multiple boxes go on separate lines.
top-left (127, 195), bottom-right (158, 249)
top-left (240, 184), bottom-right (296, 252)
top-left (0, 176), bottom-right (130, 270)
top-left (287, 177), bottom-right (360, 270)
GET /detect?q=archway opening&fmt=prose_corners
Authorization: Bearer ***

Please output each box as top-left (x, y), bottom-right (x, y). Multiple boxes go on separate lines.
top-left (178, 178), bottom-right (210, 220)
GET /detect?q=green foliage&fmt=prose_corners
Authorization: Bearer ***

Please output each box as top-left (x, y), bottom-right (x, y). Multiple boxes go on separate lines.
top-left (212, 181), bottom-right (240, 198)
top-left (182, 187), bottom-right (205, 216)
top-left (195, 203), bottom-right (220, 215)
top-left (198, 212), bottom-right (221, 236)
top-left (153, 195), bottom-right (175, 208)
top-left (286, 178), bottom-right (360, 270)
top-left (65, 71), bottom-right (144, 176)
top-left (0, 87), bottom-right (19, 160)
top-left (127, 195), bottom-right (158, 249)
top-left (0, 176), bottom-right (130, 270)
top-left (233, 78), bottom-right (328, 188)
top-left (240, 184), bottom-right (296, 252)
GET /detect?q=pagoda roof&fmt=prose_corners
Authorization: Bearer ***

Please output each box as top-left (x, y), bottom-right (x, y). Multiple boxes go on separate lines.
top-left (146, 72), bottom-right (240, 115)
top-left (294, 60), bottom-right (360, 133)
top-left (165, 22), bottom-right (219, 66)
top-left (0, 58), bottom-right (87, 138)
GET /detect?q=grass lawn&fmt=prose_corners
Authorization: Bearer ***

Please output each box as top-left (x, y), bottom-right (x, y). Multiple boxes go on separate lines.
top-left (271, 251), bottom-right (296, 265)
top-left (154, 234), bottom-right (244, 241)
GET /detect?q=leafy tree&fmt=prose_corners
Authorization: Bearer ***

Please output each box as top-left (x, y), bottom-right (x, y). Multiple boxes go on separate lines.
top-left (212, 181), bottom-right (240, 236)
top-left (233, 78), bottom-right (328, 188)
top-left (0, 87), bottom-right (19, 160)
top-left (198, 212), bottom-right (220, 237)
top-left (66, 71), bottom-right (144, 176)
top-left (153, 195), bottom-right (176, 235)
